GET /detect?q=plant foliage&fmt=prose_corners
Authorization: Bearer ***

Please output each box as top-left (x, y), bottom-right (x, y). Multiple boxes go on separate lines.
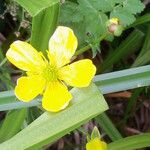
top-left (59, 0), bottom-right (145, 56)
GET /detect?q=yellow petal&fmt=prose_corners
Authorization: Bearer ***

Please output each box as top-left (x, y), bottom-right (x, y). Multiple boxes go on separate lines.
top-left (48, 26), bottom-right (78, 67)
top-left (6, 41), bottom-right (46, 72)
top-left (59, 59), bottom-right (96, 87)
top-left (86, 138), bottom-right (107, 150)
top-left (15, 76), bottom-right (46, 102)
top-left (42, 81), bottom-right (72, 112)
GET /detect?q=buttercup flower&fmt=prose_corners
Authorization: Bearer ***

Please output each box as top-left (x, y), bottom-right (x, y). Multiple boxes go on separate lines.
top-left (6, 26), bottom-right (96, 112)
top-left (86, 138), bottom-right (107, 150)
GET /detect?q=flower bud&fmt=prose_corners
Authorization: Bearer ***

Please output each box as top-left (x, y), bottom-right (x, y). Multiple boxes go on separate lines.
top-left (106, 18), bottom-right (123, 37)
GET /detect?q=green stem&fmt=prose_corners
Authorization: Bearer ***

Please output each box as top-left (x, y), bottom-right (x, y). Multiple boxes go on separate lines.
top-left (108, 133), bottom-right (150, 150)
top-left (75, 45), bottom-right (90, 56)
top-left (75, 33), bottom-right (108, 56)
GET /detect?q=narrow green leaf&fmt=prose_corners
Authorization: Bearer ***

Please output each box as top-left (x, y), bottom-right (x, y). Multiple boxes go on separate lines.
top-left (95, 65), bottom-right (150, 94)
top-left (0, 84), bottom-right (108, 150)
top-left (123, 88), bottom-right (144, 122)
top-left (96, 113), bottom-right (122, 141)
top-left (98, 29), bottom-right (144, 72)
top-left (0, 109), bottom-right (27, 143)
top-left (132, 51), bottom-right (150, 67)
top-left (0, 65), bottom-right (150, 110)
top-left (128, 13), bottom-right (150, 28)
top-left (14, 0), bottom-right (59, 17)
top-left (132, 26), bottom-right (150, 67)
top-left (14, 0), bottom-right (60, 52)
top-left (30, 3), bottom-right (60, 51)
top-left (108, 133), bottom-right (150, 150)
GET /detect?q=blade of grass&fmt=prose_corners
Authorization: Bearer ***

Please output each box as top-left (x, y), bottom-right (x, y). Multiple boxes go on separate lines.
top-left (0, 108), bottom-right (27, 143)
top-left (0, 65), bottom-right (150, 110)
top-left (108, 133), bottom-right (150, 150)
top-left (132, 26), bottom-right (150, 67)
top-left (0, 84), bottom-right (108, 150)
top-left (97, 29), bottom-right (144, 73)
top-left (30, 3), bottom-right (59, 51)
top-left (14, 0), bottom-right (60, 51)
top-left (96, 113), bottom-right (122, 141)
top-left (14, 0), bottom-right (59, 17)
top-left (95, 65), bottom-right (150, 94)
top-left (127, 13), bottom-right (150, 29)
top-left (123, 88), bottom-right (144, 123)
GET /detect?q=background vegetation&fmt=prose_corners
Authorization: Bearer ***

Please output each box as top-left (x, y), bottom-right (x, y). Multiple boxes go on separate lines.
top-left (0, 0), bottom-right (150, 149)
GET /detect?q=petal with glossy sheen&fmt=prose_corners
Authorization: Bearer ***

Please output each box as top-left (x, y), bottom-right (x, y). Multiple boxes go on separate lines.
top-left (86, 138), bottom-right (107, 150)
top-left (42, 81), bottom-right (72, 112)
top-left (48, 26), bottom-right (78, 67)
top-left (6, 41), bottom-right (46, 72)
top-left (15, 76), bottom-right (46, 102)
top-left (59, 59), bottom-right (96, 87)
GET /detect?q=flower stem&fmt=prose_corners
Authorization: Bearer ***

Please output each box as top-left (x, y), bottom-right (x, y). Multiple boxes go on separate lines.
top-left (75, 33), bottom-right (108, 56)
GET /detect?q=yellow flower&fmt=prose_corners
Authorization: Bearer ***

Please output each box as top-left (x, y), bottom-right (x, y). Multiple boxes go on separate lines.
top-left (86, 138), bottom-right (107, 150)
top-left (6, 26), bottom-right (96, 112)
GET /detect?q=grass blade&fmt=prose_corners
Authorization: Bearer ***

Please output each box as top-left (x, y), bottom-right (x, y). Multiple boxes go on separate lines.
top-left (0, 84), bottom-right (108, 150)
top-left (108, 133), bottom-right (150, 150)
top-left (14, 0), bottom-right (60, 51)
top-left (98, 29), bottom-right (144, 73)
top-left (132, 26), bottom-right (150, 67)
top-left (0, 109), bottom-right (27, 143)
top-left (0, 65), bottom-right (150, 110)
top-left (128, 13), bottom-right (150, 29)
top-left (96, 113), bottom-right (122, 141)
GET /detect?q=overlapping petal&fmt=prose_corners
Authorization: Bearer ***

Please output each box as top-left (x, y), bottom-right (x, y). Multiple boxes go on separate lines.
top-left (6, 41), bottom-right (46, 72)
top-left (42, 81), bottom-right (72, 112)
top-left (86, 138), bottom-right (107, 150)
top-left (48, 26), bottom-right (78, 67)
top-left (15, 76), bottom-right (46, 102)
top-left (58, 59), bottom-right (96, 87)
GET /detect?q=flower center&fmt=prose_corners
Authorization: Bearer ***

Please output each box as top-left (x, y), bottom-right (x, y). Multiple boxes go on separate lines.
top-left (43, 65), bottom-right (58, 82)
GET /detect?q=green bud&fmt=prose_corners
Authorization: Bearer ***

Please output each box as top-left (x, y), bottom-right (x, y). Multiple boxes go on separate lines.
top-left (106, 18), bottom-right (124, 37)
top-left (91, 126), bottom-right (101, 140)
top-left (114, 25), bottom-right (124, 36)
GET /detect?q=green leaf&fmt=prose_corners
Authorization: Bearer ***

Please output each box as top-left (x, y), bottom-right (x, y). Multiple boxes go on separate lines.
top-left (96, 113), bottom-right (122, 141)
top-left (0, 109), bottom-right (27, 143)
top-left (77, 0), bottom-right (108, 36)
top-left (123, 0), bottom-right (145, 15)
top-left (79, 0), bottom-right (114, 13)
top-left (1, 64), bottom-right (150, 110)
top-left (59, 1), bottom-right (82, 23)
top-left (14, 0), bottom-right (59, 17)
top-left (132, 26), bottom-right (150, 67)
top-left (30, 5), bottom-right (60, 51)
top-left (110, 7), bottom-right (136, 26)
top-left (0, 84), bottom-right (108, 150)
top-left (128, 13), bottom-right (150, 28)
top-left (98, 29), bottom-right (144, 72)
top-left (59, 0), bottom-right (108, 55)
top-left (123, 88), bottom-right (144, 122)
top-left (108, 133), bottom-right (150, 150)
top-left (59, 0), bottom-right (145, 56)
top-left (91, 126), bottom-right (101, 140)
top-left (95, 65), bottom-right (150, 94)
top-left (14, 0), bottom-right (60, 52)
